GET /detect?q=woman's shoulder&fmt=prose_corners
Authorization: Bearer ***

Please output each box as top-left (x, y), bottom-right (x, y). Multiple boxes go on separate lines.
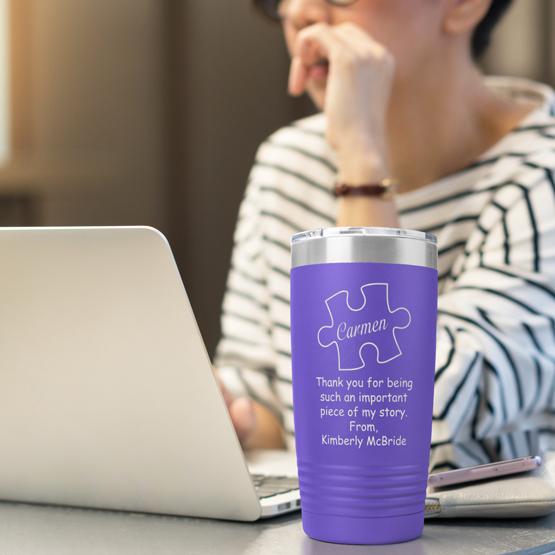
top-left (247, 114), bottom-right (337, 202)
top-left (480, 77), bottom-right (555, 181)
top-left (469, 100), bottom-right (555, 207)
top-left (253, 113), bottom-right (336, 171)
top-left (264, 112), bottom-right (327, 143)
top-left (481, 127), bottom-right (555, 194)
top-left (245, 114), bottom-right (337, 231)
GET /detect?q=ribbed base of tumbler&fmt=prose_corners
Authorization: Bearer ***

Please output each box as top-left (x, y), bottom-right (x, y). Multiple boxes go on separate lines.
top-left (302, 510), bottom-right (424, 545)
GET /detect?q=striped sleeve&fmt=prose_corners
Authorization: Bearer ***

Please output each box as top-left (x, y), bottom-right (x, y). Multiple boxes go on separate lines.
top-left (431, 167), bottom-right (555, 450)
top-left (213, 157), bottom-right (283, 421)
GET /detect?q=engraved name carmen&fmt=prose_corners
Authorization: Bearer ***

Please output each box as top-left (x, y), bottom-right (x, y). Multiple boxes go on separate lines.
top-left (336, 318), bottom-right (388, 341)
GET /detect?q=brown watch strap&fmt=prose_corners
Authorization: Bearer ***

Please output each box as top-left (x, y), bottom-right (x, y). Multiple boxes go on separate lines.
top-left (334, 179), bottom-right (398, 198)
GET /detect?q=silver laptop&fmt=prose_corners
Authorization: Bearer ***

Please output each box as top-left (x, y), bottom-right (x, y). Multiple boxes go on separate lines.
top-left (0, 226), bottom-right (300, 520)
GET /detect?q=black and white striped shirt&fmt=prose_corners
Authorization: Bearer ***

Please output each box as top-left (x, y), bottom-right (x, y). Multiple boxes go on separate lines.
top-left (214, 76), bottom-right (555, 463)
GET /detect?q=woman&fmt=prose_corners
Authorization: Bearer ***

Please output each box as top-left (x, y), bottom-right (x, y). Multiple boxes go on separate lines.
top-left (213, 0), bottom-right (555, 464)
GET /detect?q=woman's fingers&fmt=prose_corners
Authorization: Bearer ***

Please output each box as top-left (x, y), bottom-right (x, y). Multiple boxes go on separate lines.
top-left (288, 23), bottom-right (349, 96)
top-left (288, 57), bottom-right (308, 96)
top-left (288, 22), bottom-right (393, 96)
top-left (287, 21), bottom-right (395, 183)
top-left (213, 368), bottom-right (257, 445)
top-left (332, 22), bottom-right (385, 57)
top-left (229, 396), bottom-right (257, 445)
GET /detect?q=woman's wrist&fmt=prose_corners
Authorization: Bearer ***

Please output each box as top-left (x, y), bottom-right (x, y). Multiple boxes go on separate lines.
top-left (334, 151), bottom-right (400, 228)
top-left (335, 146), bottom-right (389, 184)
top-left (333, 142), bottom-right (400, 228)
top-left (335, 194), bottom-right (399, 228)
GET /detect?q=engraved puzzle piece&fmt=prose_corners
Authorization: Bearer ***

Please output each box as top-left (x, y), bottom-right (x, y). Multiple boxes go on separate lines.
top-left (317, 283), bottom-right (411, 371)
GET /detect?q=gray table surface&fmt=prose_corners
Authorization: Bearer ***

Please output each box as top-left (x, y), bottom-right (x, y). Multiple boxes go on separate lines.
top-left (0, 501), bottom-right (554, 555)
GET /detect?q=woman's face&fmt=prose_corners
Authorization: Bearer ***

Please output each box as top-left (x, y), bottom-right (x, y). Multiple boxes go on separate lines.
top-left (280, 0), bottom-right (448, 109)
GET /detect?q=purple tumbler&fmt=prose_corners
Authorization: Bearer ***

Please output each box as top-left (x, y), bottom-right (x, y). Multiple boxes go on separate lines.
top-left (290, 227), bottom-right (438, 545)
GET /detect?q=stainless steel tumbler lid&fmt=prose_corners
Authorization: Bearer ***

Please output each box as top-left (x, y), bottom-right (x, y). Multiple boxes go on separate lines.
top-left (291, 226), bottom-right (438, 270)
top-left (292, 226), bottom-right (437, 245)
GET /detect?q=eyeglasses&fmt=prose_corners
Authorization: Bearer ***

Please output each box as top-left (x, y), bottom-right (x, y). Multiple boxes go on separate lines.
top-left (254, 0), bottom-right (358, 21)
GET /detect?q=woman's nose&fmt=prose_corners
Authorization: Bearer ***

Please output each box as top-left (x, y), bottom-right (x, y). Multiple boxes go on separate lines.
top-left (284, 0), bottom-right (331, 30)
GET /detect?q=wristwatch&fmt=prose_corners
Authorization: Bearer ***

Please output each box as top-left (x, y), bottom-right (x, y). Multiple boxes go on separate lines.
top-left (333, 178), bottom-right (399, 200)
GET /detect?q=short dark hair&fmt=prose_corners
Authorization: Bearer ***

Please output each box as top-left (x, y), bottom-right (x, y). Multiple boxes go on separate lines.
top-left (471, 0), bottom-right (513, 59)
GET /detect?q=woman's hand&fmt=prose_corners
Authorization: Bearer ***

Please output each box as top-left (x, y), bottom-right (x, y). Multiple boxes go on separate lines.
top-left (216, 372), bottom-right (257, 444)
top-left (214, 370), bottom-right (286, 450)
top-left (288, 22), bottom-right (395, 184)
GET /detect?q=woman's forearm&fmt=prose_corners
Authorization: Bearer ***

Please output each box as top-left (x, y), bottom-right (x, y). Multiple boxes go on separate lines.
top-left (336, 196), bottom-right (400, 228)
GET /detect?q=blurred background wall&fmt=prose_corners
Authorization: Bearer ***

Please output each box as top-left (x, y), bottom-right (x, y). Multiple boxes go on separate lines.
top-left (1, 0), bottom-right (553, 358)
top-left (7, 0), bottom-right (169, 228)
